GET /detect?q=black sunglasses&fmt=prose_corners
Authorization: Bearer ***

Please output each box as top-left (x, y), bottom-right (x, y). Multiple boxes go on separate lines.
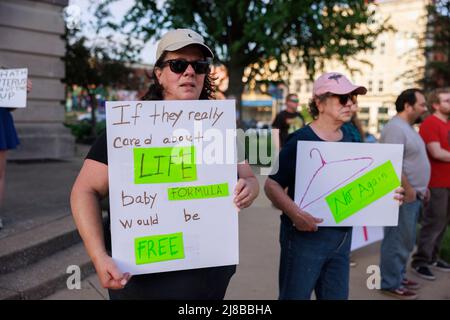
top-left (333, 94), bottom-right (357, 106)
top-left (159, 59), bottom-right (210, 74)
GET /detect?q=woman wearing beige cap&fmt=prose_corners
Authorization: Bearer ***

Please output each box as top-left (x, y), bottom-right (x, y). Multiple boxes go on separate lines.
top-left (265, 72), bottom-right (404, 300)
top-left (70, 29), bottom-right (259, 299)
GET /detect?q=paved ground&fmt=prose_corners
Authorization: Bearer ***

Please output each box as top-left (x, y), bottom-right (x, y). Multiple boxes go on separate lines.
top-left (1, 146), bottom-right (448, 300)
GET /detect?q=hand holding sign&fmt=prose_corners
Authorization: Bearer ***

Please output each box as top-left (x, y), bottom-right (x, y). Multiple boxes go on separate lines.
top-left (27, 79), bottom-right (32, 93)
top-left (393, 186), bottom-right (405, 205)
top-left (234, 178), bottom-right (258, 209)
top-left (93, 253), bottom-right (132, 289)
top-left (0, 68), bottom-right (28, 108)
top-left (292, 209), bottom-right (323, 232)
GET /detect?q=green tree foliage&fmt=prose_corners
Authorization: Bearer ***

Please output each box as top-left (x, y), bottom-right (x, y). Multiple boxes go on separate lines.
top-left (120, 0), bottom-right (390, 120)
top-left (401, 0), bottom-right (449, 90)
top-left (63, 2), bottom-right (133, 138)
top-left (64, 33), bottom-right (132, 138)
top-left (423, 0), bottom-right (449, 89)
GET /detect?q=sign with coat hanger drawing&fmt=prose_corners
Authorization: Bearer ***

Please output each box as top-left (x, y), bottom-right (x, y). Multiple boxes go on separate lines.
top-left (295, 141), bottom-right (403, 226)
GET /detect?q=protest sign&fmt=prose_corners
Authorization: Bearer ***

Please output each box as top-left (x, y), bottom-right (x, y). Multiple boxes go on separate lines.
top-left (0, 68), bottom-right (28, 108)
top-left (295, 141), bottom-right (403, 226)
top-left (106, 100), bottom-right (238, 275)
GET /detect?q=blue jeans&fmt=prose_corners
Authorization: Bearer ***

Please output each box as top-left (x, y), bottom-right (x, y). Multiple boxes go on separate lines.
top-left (278, 215), bottom-right (352, 300)
top-left (380, 199), bottom-right (421, 290)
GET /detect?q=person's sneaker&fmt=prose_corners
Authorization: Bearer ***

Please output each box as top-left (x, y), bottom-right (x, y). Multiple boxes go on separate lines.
top-left (381, 287), bottom-right (418, 300)
top-left (350, 260), bottom-right (357, 268)
top-left (401, 278), bottom-right (420, 290)
top-left (431, 259), bottom-right (450, 272)
top-left (412, 265), bottom-right (436, 280)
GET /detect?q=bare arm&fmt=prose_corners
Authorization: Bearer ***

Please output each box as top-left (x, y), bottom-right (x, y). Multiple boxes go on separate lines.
top-left (401, 173), bottom-right (417, 203)
top-left (427, 142), bottom-right (450, 162)
top-left (70, 159), bottom-right (130, 289)
top-left (264, 177), bottom-right (322, 232)
top-left (235, 161), bottom-right (259, 209)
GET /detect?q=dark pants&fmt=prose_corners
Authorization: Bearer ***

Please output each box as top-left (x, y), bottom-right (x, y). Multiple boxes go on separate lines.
top-left (412, 188), bottom-right (450, 267)
top-left (108, 265), bottom-right (236, 300)
top-left (278, 215), bottom-right (352, 300)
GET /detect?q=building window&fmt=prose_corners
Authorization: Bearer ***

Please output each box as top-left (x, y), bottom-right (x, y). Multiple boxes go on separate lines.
top-left (368, 80), bottom-right (373, 92)
top-left (379, 107), bottom-right (389, 114)
top-left (378, 80), bottom-right (383, 93)
top-left (305, 80), bottom-right (312, 93)
top-left (360, 107), bottom-right (370, 114)
top-left (295, 80), bottom-right (301, 93)
top-left (379, 41), bottom-right (385, 55)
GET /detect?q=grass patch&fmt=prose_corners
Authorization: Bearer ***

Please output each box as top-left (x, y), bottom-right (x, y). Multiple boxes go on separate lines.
top-left (441, 228), bottom-right (450, 262)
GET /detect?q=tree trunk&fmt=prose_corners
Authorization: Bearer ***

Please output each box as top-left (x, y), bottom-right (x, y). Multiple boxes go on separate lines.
top-left (226, 63), bottom-right (245, 128)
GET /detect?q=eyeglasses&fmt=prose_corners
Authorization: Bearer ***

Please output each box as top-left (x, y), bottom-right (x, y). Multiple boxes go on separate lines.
top-left (289, 98), bottom-right (299, 103)
top-left (159, 59), bottom-right (210, 74)
top-left (333, 94), bottom-right (357, 106)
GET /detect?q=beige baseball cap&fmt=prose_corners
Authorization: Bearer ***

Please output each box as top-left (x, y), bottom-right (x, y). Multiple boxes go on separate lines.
top-left (156, 29), bottom-right (214, 61)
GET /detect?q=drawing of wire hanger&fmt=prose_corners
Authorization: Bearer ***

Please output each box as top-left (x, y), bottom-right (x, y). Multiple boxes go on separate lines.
top-left (298, 148), bottom-right (374, 210)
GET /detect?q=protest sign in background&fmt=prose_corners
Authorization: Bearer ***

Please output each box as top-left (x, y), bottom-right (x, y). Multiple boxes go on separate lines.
top-left (0, 68), bottom-right (28, 108)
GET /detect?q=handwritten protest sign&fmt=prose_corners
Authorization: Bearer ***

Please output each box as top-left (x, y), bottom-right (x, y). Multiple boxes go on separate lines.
top-left (0, 68), bottom-right (28, 108)
top-left (106, 100), bottom-right (238, 275)
top-left (294, 141), bottom-right (403, 226)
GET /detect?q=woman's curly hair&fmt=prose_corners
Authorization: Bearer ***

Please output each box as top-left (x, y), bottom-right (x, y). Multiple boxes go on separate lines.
top-left (308, 93), bottom-right (333, 119)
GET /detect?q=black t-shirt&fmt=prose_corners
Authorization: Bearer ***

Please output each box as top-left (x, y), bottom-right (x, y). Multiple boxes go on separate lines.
top-left (272, 110), bottom-right (305, 147)
top-left (86, 130), bottom-right (108, 164)
top-left (269, 124), bottom-right (354, 230)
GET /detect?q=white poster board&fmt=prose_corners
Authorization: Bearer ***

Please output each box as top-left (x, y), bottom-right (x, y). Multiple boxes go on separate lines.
top-left (351, 226), bottom-right (384, 251)
top-left (106, 100), bottom-right (239, 275)
top-left (295, 141), bottom-right (403, 226)
top-left (0, 68), bottom-right (28, 108)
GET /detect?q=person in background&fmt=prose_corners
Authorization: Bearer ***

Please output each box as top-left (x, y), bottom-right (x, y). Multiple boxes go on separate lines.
top-left (0, 77), bottom-right (32, 229)
top-left (379, 88), bottom-right (430, 300)
top-left (411, 87), bottom-right (450, 279)
top-left (272, 93), bottom-right (305, 149)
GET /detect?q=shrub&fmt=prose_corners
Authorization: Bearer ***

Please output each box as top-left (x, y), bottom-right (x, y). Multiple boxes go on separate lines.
top-left (64, 120), bottom-right (106, 144)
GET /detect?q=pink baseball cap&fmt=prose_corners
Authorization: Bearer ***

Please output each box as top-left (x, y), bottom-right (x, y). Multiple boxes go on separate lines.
top-left (312, 72), bottom-right (367, 96)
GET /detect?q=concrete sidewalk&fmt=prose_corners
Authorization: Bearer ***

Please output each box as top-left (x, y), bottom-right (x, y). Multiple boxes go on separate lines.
top-left (1, 146), bottom-right (448, 300)
top-left (0, 144), bottom-right (89, 241)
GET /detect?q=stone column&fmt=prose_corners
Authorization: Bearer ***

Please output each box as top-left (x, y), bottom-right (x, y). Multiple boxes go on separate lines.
top-left (0, 0), bottom-right (75, 160)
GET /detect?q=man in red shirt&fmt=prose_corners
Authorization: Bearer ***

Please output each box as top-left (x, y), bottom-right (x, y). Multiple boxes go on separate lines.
top-left (412, 88), bottom-right (450, 280)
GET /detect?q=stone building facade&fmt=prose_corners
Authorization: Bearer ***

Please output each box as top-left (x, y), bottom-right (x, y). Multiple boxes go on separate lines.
top-left (0, 0), bottom-right (74, 159)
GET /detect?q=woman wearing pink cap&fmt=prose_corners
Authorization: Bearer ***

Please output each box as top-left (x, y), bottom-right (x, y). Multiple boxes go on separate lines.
top-left (70, 29), bottom-right (259, 299)
top-left (265, 72), bottom-right (404, 300)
